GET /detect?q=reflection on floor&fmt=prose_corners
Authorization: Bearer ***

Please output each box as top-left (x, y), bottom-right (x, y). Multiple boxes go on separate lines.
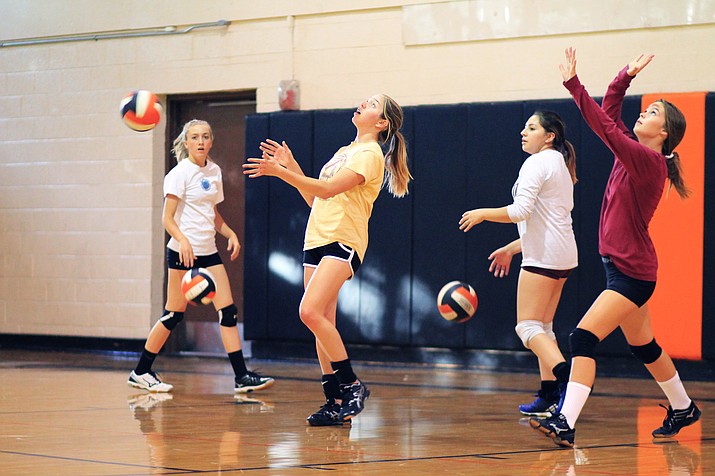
top-left (0, 349), bottom-right (712, 475)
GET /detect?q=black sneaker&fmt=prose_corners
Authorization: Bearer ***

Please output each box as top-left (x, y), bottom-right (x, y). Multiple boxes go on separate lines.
top-left (652, 401), bottom-right (701, 438)
top-left (529, 412), bottom-right (575, 447)
top-left (338, 380), bottom-right (370, 421)
top-left (235, 370), bottom-right (275, 393)
top-left (307, 400), bottom-right (345, 426)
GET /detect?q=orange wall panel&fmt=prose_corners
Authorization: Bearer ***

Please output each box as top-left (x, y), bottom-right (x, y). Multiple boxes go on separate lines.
top-left (644, 92), bottom-right (706, 360)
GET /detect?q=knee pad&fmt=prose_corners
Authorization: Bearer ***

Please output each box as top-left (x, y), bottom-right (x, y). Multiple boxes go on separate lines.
top-left (543, 321), bottom-right (556, 341)
top-left (159, 310), bottom-right (184, 330)
top-left (218, 304), bottom-right (238, 327)
top-left (569, 328), bottom-right (600, 358)
top-left (515, 320), bottom-right (545, 349)
top-left (630, 338), bottom-right (662, 364)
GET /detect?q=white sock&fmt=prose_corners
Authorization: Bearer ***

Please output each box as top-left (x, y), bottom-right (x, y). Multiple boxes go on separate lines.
top-left (560, 382), bottom-right (591, 428)
top-left (657, 372), bottom-right (692, 410)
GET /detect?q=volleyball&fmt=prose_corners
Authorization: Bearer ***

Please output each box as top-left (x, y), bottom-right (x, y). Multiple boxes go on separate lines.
top-left (437, 281), bottom-right (478, 323)
top-left (120, 90), bottom-right (162, 132)
top-left (181, 268), bottom-right (217, 305)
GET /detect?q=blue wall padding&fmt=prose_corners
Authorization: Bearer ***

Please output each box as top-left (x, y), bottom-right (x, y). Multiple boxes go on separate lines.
top-left (703, 93), bottom-right (715, 360)
top-left (409, 105), bottom-right (470, 347)
top-left (243, 95), bottom-right (660, 358)
top-left (244, 114), bottom-right (270, 339)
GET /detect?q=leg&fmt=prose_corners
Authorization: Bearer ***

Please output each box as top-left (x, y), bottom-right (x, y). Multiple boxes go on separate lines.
top-left (530, 290), bottom-right (638, 447)
top-left (128, 268), bottom-right (187, 393)
top-left (621, 304), bottom-right (701, 437)
top-left (208, 264), bottom-right (241, 353)
top-left (515, 271), bottom-right (569, 416)
top-left (303, 265), bottom-right (345, 426)
top-left (516, 270), bottom-right (569, 378)
top-left (145, 269), bottom-right (188, 353)
top-left (300, 258), bottom-right (369, 421)
top-left (207, 264), bottom-right (273, 393)
top-left (299, 258), bottom-right (352, 361)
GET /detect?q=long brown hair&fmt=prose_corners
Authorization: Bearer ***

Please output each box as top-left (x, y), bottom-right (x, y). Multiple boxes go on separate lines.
top-left (534, 110), bottom-right (577, 184)
top-left (379, 95), bottom-right (412, 198)
top-left (659, 99), bottom-right (689, 199)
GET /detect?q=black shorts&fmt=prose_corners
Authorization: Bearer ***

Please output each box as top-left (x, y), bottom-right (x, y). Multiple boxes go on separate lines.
top-left (166, 249), bottom-right (222, 270)
top-left (602, 256), bottom-right (656, 307)
top-left (303, 242), bottom-right (362, 278)
top-left (522, 266), bottom-right (574, 280)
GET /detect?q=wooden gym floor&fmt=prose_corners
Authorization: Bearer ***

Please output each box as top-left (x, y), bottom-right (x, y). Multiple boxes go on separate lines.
top-left (0, 349), bottom-right (712, 475)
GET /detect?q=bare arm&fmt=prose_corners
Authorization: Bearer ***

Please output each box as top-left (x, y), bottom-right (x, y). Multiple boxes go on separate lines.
top-left (162, 195), bottom-right (195, 268)
top-left (244, 150), bottom-right (364, 199)
top-left (214, 208), bottom-right (240, 261)
top-left (488, 239), bottom-right (521, 278)
top-left (458, 206), bottom-right (512, 232)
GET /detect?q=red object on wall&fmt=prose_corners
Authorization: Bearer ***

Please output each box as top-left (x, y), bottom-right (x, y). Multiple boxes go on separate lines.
top-left (278, 80), bottom-right (300, 111)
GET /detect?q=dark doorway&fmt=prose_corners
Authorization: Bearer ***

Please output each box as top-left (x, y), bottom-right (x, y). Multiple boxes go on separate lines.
top-left (163, 91), bottom-right (256, 354)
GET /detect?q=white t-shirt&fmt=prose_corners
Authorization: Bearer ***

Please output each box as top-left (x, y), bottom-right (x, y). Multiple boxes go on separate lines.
top-left (506, 149), bottom-right (578, 270)
top-left (163, 158), bottom-right (224, 256)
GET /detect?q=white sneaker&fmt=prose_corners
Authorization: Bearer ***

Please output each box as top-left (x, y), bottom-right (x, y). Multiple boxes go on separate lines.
top-left (128, 370), bottom-right (173, 393)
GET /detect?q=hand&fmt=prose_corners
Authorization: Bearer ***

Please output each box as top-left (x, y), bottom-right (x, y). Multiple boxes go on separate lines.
top-left (260, 139), bottom-right (294, 168)
top-left (243, 153), bottom-right (284, 178)
top-left (627, 53), bottom-right (654, 77)
top-left (488, 246), bottom-right (514, 278)
top-left (178, 238), bottom-right (196, 268)
top-left (459, 209), bottom-right (485, 232)
top-left (227, 234), bottom-right (240, 261)
top-left (559, 47), bottom-right (577, 82)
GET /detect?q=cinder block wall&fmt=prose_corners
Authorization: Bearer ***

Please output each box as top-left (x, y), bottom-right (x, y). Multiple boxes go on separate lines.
top-left (1, 0), bottom-right (713, 339)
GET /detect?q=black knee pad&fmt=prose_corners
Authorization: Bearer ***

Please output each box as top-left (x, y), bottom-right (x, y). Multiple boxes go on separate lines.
top-left (218, 304), bottom-right (238, 327)
top-left (159, 310), bottom-right (184, 330)
top-left (569, 328), bottom-right (600, 358)
top-left (630, 338), bottom-right (662, 364)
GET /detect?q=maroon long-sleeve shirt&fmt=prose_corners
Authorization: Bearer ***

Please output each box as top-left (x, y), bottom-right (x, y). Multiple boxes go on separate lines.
top-left (564, 67), bottom-right (667, 281)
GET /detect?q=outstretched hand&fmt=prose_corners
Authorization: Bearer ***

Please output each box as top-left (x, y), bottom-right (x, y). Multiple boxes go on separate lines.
top-left (243, 153), bottom-right (283, 178)
top-left (559, 47), bottom-right (577, 82)
top-left (259, 139), bottom-right (294, 168)
top-left (459, 209), bottom-right (485, 232)
top-left (627, 53), bottom-right (654, 77)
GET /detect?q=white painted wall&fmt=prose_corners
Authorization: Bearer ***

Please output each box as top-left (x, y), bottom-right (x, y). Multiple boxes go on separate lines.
top-left (1, 0), bottom-right (713, 338)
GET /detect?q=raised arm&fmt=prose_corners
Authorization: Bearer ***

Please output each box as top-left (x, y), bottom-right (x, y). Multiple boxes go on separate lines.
top-left (561, 49), bottom-right (658, 178)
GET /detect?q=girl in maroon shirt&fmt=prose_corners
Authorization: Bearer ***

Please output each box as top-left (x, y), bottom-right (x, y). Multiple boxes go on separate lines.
top-left (530, 48), bottom-right (700, 447)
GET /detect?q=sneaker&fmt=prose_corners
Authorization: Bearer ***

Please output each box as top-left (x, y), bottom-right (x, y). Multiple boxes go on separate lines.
top-left (307, 400), bottom-right (345, 426)
top-left (338, 380), bottom-right (370, 421)
top-left (235, 370), bottom-right (275, 393)
top-left (529, 413), bottom-right (575, 448)
top-left (128, 370), bottom-right (173, 393)
top-left (519, 389), bottom-right (558, 417)
top-left (652, 401), bottom-right (701, 438)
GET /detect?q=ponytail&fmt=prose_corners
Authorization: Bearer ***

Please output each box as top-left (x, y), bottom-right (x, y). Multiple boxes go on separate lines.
top-left (560, 140), bottom-right (578, 185)
top-left (665, 152), bottom-right (690, 199)
top-left (659, 99), bottom-right (689, 199)
top-left (379, 95), bottom-right (412, 198)
top-left (534, 110), bottom-right (577, 184)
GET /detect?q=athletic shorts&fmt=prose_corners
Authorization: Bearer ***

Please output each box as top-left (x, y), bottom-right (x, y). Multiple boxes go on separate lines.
top-left (602, 256), bottom-right (656, 307)
top-left (166, 249), bottom-right (222, 270)
top-left (303, 242), bottom-right (362, 278)
top-left (522, 266), bottom-right (574, 280)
